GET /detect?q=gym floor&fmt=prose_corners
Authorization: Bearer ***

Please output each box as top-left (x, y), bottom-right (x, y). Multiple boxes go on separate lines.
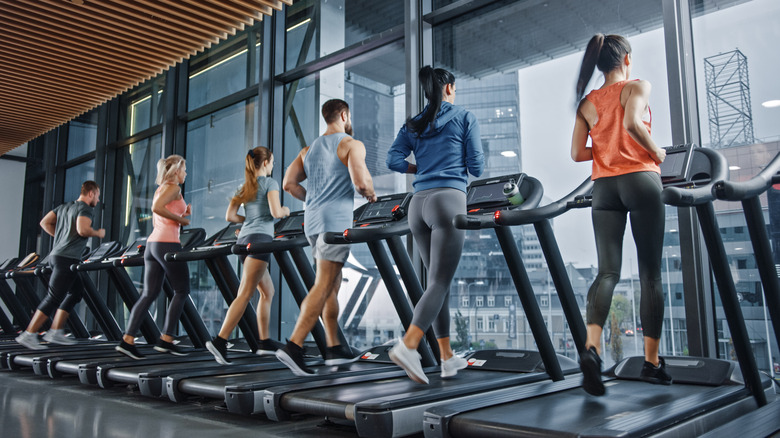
top-left (0, 370), bottom-right (373, 438)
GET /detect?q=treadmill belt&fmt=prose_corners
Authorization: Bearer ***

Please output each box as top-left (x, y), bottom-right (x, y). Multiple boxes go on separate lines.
top-left (449, 380), bottom-right (746, 438)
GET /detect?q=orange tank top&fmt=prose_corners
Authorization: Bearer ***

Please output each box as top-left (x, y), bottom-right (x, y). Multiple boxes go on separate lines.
top-left (585, 80), bottom-right (660, 180)
top-left (148, 183), bottom-right (187, 243)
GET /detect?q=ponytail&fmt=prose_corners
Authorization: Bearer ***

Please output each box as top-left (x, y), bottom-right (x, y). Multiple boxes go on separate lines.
top-left (156, 154), bottom-right (185, 185)
top-left (407, 66), bottom-right (456, 135)
top-left (575, 34), bottom-right (632, 103)
top-left (233, 146), bottom-right (272, 204)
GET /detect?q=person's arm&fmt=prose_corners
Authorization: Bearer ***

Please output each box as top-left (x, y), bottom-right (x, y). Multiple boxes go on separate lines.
top-left (623, 80), bottom-right (665, 163)
top-left (464, 113), bottom-right (485, 177)
top-left (283, 147), bottom-right (308, 202)
top-left (152, 184), bottom-right (190, 226)
top-left (76, 216), bottom-right (106, 239)
top-left (571, 102), bottom-right (593, 162)
top-left (39, 211), bottom-right (57, 237)
top-left (343, 138), bottom-right (377, 203)
top-left (386, 127), bottom-right (415, 174)
top-left (267, 190), bottom-right (290, 218)
top-left (225, 199), bottom-right (245, 223)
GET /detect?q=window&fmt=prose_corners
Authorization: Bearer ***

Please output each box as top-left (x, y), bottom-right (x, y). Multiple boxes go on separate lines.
top-left (487, 295), bottom-right (495, 307)
top-left (115, 135), bottom-right (162, 246)
top-left (119, 76), bottom-right (165, 138)
top-left (488, 319), bottom-right (496, 332)
top-left (461, 296), bottom-right (469, 308)
top-left (540, 295), bottom-right (549, 308)
top-left (67, 111), bottom-right (98, 160)
top-left (504, 296), bottom-right (512, 307)
top-left (475, 296), bottom-right (484, 307)
top-left (63, 161), bottom-right (95, 202)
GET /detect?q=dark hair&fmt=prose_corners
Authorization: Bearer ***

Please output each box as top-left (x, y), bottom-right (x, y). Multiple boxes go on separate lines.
top-left (322, 99), bottom-right (350, 124)
top-left (575, 34), bottom-right (632, 102)
top-left (233, 146), bottom-right (272, 204)
top-left (406, 66), bottom-right (456, 135)
top-left (81, 180), bottom-right (99, 196)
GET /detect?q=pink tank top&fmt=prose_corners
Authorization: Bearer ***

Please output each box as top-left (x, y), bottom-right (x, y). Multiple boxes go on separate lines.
top-left (148, 184), bottom-right (187, 243)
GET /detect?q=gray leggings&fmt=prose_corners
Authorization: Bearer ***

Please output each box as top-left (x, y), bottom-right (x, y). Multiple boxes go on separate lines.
top-left (409, 188), bottom-right (466, 339)
top-left (587, 171), bottom-right (665, 339)
top-left (125, 241), bottom-right (190, 338)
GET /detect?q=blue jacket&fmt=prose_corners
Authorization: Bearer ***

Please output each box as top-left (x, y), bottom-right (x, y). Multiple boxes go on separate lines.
top-left (387, 101), bottom-right (484, 193)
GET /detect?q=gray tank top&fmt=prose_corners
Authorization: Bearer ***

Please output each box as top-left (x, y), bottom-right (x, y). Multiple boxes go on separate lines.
top-left (303, 133), bottom-right (354, 235)
top-left (49, 200), bottom-right (94, 259)
top-left (238, 176), bottom-right (279, 238)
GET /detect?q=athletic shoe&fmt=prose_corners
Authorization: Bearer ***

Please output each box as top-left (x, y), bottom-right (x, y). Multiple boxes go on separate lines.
top-left (255, 338), bottom-right (285, 356)
top-left (115, 341), bottom-right (145, 360)
top-left (276, 342), bottom-right (315, 376)
top-left (324, 344), bottom-right (361, 365)
top-left (206, 337), bottom-right (231, 365)
top-left (15, 331), bottom-right (47, 350)
top-left (440, 355), bottom-right (468, 379)
top-left (154, 339), bottom-right (188, 356)
top-left (639, 357), bottom-right (673, 385)
top-left (580, 346), bottom-right (605, 396)
top-left (42, 329), bottom-right (77, 345)
top-left (389, 342), bottom-right (429, 384)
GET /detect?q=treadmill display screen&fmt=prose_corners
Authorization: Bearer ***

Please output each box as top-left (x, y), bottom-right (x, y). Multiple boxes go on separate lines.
top-left (467, 182), bottom-right (510, 208)
top-left (357, 200), bottom-right (398, 223)
top-left (122, 239), bottom-right (147, 257)
top-left (85, 243), bottom-right (116, 262)
top-left (660, 144), bottom-right (693, 184)
top-left (276, 214), bottom-right (305, 235)
top-left (214, 223), bottom-right (242, 245)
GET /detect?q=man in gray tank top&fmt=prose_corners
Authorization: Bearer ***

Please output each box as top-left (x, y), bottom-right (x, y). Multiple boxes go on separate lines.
top-left (277, 99), bottom-right (377, 375)
top-left (15, 181), bottom-right (106, 350)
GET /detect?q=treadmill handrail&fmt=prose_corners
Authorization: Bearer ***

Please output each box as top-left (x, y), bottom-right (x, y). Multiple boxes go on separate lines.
top-left (454, 175), bottom-right (545, 230)
top-left (164, 244), bottom-right (234, 262)
top-left (713, 151), bottom-right (780, 201)
top-left (662, 147), bottom-right (729, 206)
top-left (231, 235), bottom-right (309, 255)
top-left (494, 176), bottom-right (593, 226)
top-left (338, 220), bottom-right (410, 243)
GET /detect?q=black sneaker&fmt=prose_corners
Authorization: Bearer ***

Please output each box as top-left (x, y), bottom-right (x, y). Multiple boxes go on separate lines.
top-left (275, 342), bottom-right (315, 376)
top-left (255, 338), bottom-right (285, 356)
top-left (154, 339), bottom-right (188, 356)
top-left (640, 357), bottom-right (673, 385)
top-left (580, 347), bottom-right (605, 396)
top-left (324, 344), bottom-right (361, 366)
top-left (115, 341), bottom-right (145, 360)
top-left (206, 337), bottom-right (231, 365)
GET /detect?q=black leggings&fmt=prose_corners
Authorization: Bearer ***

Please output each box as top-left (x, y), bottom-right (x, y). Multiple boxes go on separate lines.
top-left (125, 241), bottom-right (190, 338)
top-left (38, 256), bottom-right (83, 316)
top-left (587, 171), bottom-right (665, 339)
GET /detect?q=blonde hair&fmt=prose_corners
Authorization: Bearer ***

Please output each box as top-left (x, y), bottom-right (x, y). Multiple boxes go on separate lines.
top-left (233, 147), bottom-right (272, 204)
top-left (156, 154), bottom-right (185, 185)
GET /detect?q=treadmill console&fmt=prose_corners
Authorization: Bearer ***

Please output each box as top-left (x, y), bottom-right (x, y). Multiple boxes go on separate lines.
top-left (275, 211), bottom-right (305, 236)
top-left (213, 222), bottom-right (242, 246)
top-left (660, 143), bottom-right (694, 186)
top-left (354, 193), bottom-right (412, 225)
top-left (467, 173), bottom-right (526, 212)
top-left (83, 241), bottom-right (121, 263)
top-left (122, 238), bottom-right (148, 258)
top-left (180, 228), bottom-right (206, 250)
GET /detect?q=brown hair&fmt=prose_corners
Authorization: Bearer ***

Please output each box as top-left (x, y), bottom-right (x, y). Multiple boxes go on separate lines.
top-left (575, 34), bottom-right (632, 102)
top-left (156, 154), bottom-right (185, 185)
top-left (233, 146), bottom-right (272, 204)
top-left (80, 180), bottom-right (99, 196)
top-left (321, 99), bottom-right (350, 124)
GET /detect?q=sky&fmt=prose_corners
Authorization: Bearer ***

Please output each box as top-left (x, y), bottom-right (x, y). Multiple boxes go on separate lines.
top-left (516, 0), bottom-right (780, 274)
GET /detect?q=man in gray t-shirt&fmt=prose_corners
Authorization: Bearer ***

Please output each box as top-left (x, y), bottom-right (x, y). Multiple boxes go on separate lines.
top-left (15, 181), bottom-right (106, 350)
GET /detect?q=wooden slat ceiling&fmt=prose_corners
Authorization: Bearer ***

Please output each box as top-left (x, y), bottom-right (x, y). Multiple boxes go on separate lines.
top-left (0, 0), bottom-right (291, 156)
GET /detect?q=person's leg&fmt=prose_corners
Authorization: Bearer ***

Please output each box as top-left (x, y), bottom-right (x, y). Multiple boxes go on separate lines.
top-left (157, 243), bottom-right (190, 345)
top-left (398, 192), bottom-right (431, 351)
top-left (122, 246), bottom-right (166, 345)
top-left (51, 271), bottom-right (85, 330)
top-left (26, 257), bottom-right (79, 333)
top-left (321, 270), bottom-right (342, 347)
top-left (217, 257), bottom-right (267, 340)
top-left (254, 264), bottom-right (275, 341)
top-left (288, 258), bottom-right (343, 347)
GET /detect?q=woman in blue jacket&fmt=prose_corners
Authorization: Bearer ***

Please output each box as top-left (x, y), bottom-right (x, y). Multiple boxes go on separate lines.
top-left (386, 66), bottom-right (484, 384)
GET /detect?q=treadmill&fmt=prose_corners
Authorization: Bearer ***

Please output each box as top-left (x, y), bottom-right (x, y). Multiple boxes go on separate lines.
top-left (164, 206), bottom-right (412, 410)
top-left (0, 257), bottom-right (29, 336)
top-left (423, 145), bottom-right (776, 438)
top-left (261, 186), bottom-right (579, 438)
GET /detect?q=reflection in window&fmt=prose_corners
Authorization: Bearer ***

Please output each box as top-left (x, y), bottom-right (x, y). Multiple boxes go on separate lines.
top-left (115, 135), bottom-right (162, 246)
top-left (64, 160), bottom-right (95, 202)
top-left (67, 111), bottom-right (98, 160)
top-left (121, 76), bottom-right (165, 138)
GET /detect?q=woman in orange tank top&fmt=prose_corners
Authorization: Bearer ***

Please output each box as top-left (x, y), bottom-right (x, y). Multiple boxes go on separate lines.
top-left (116, 154), bottom-right (193, 360)
top-left (571, 34), bottom-right (671, 396)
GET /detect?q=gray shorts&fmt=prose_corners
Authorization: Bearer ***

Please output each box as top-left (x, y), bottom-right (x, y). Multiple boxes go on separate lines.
top-left (306, 233), bottom-right (350, 264)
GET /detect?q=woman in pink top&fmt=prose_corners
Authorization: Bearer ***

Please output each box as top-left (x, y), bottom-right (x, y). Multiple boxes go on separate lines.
top-left (116, 154), bottom-right (192, 359)
top-left (571, 34), bottom-right (671, 396)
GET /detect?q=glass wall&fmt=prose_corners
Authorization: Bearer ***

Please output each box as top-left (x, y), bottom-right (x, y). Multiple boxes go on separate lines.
top-left (119, 76), bottom-right (165, 138)
top-left (66, 111), bottom-right (98, 161)
top-left (433, 0), bottom-right (673, 365)
top-left (63, 160), bottom-right (96, 202)
top-left (691, 0), bottom-right (780, 376)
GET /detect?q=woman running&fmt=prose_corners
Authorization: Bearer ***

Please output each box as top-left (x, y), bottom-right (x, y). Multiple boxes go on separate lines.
top-left (206, 147), bottom-right (290, 365)
top-left (116, 154), bottom-right (192, 359)
top-left (571, 34), bottom-right (672, 395)
top-left (386, 66), bottom-right (484, 384)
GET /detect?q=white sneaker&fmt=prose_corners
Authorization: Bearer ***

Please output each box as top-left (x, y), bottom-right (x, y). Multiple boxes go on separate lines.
top-left (43, 329), bottom-right (77, 345)
top-left (15, 331), bottom-right (47, 350)
top-left (440, 355), bottom-right (468, 378)
top-left (389, 342), bottom-right (429, 384)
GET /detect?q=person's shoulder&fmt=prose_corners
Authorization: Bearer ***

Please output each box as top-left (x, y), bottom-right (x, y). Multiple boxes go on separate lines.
top-left (625, 79), bottom-right (651, 92)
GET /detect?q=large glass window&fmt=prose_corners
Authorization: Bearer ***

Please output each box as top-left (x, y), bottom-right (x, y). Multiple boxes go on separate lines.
top-left (63, 160), bottom-right (95, 202)
top-left (119, 76), bottom-right (165, 138)
top-left (115, 135), bottom-right (163, 246)
top-left (67, 111), bottom-right (98, 161)
top-left (280, 41), bottom-right (408, 347)
top-left (434, 0), bottom-right (672, 365)
top-left (691, 0), bottom-right (780, 376)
